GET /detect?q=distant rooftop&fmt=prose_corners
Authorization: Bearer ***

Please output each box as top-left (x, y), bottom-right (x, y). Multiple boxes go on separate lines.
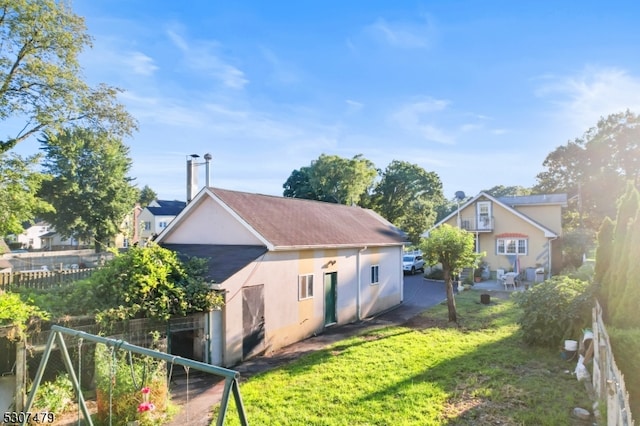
top-left (497, 193), bottom-right (567, 207)
top-left (147, 200), bottom-right (186, 216)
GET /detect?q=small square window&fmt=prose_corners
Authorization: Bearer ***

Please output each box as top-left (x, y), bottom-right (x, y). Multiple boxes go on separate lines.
top-left (298, 274), bottom-right (314, 300)
top-left (371, 265), bottom-right (379, 285)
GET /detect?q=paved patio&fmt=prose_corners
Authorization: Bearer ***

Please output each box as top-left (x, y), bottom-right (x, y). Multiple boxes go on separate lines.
top-left (468, 278), bottom-right (533, 292)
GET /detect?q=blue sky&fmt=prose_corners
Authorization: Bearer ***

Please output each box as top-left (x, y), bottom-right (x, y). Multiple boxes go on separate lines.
top-left (17, 1), bottom-right (640, 201)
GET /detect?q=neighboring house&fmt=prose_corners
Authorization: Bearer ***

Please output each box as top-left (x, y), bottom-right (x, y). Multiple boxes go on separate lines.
top-left (139, 200), bottom-right (186, 244)
top-left (14, 221), bottom-right (51, 250)
top-left (40, 231), bottom-right (89, 251)
top-left (156, 187), bottom-right (407, 367)
top-left (114, 204), bottom-right (143, 248)
top-left (430, 192), bottom-right (567, 279)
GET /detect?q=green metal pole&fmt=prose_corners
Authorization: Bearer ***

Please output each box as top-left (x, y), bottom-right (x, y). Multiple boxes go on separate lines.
top-left (48, 325), bottom-right (248, 425)
top-left (54, 333), bottom-right (92, 425)
top-left (22, 330), bottom-right (56, 423)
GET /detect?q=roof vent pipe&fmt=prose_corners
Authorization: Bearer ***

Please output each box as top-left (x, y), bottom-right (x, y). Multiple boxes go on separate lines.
top-left (204, 153), bottom-right (212, 187)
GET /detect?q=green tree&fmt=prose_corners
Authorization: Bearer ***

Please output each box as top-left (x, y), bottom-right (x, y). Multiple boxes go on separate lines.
top-left (421, 224), bottom-right (482, 322)
top-left (482, 185), bottom-right (532, 197)
top-left (619, 207), bottom-right (640, 328)
top-left (0, 0), bottom-right (136, 153)
top-left (607, 183), bottom-right (639, 322)
top-left (284, 154), bottom-right (378, 205)
top-left (534, 110), bottom-right (640, 232)
top-left (593, 217), bottom-right (614, 306)
top-left (90, 244), bottom-right (223, 324)
top-left (0, 152), bottom-right (53, 236)
top-left (282, 167), bottom-right (322, 200)
top-left (38, 129), bottom-right (137, 252)
top-left (371, 160), bottom-right (443, 244)
top-left (138, 185), bottom-right (157, 208)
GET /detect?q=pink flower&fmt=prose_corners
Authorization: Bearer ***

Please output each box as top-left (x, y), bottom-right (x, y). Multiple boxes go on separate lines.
top-left (137, 401), bottom-right (155, 412)
top-left (141, 387), bottom-right (151, 395)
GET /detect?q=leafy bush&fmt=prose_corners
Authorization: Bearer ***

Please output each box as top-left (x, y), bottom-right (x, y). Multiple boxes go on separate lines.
top-left (32, 373), bottom-right (75, 413)
top-left (0, 292), bottom-right (49, 339)
top-left (513, 276), bottom-right (593, 347)
top-left (609, 327), bottom-right (640, 420)
top-left (425, 268), bottom-right (444, 280)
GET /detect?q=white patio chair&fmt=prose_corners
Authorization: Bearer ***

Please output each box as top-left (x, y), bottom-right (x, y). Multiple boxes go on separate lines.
top-left (496, 269), bottom-right (505, 282)
top-left (503, 274), bottom-right (517, 290)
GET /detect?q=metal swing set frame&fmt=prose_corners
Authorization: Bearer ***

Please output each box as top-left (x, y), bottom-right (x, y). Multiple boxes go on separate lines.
top-left (21, 325), bottom-right (248, 426)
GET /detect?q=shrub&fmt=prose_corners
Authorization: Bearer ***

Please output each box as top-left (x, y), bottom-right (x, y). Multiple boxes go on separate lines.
top-left (425, 268), bottom-right (444, 280)
top-left (609, 327), bottom-right (640, 420)
top-left (513, 276), bottom-right (593, 347)
top-left (32, 373), bottom-right (75, 414)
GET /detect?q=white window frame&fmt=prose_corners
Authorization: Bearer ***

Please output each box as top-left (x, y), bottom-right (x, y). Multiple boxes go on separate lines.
top-left (370, 265), bottom-right (380, 285)
top-left (298, 274), bottom-right (314, 300)
top-left (158, 221), bottom-right (168, 229)
top-left (496, 238), bottom-right (528, 255)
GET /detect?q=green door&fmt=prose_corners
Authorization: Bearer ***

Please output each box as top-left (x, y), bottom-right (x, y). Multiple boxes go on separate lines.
top-left (324, 272), bottom-right (337, 326)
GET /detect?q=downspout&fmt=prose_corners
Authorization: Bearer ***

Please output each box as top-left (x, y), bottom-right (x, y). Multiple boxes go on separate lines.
top-left (356, 246), bottom-right (367, 321)
top-left (548, 236), bottom-right (558, 279)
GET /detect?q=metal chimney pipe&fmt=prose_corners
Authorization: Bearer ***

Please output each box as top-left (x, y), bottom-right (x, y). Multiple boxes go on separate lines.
top-left (204, 153), bottom-right (212, 187)
top-left (187, 154), bottom-right (200, 203)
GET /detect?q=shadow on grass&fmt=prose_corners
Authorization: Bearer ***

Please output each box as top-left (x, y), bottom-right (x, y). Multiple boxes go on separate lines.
top-left (246, 293), bottom-right (591, 425)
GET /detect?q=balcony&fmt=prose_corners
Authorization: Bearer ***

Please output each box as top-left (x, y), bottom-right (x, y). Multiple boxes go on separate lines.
top-left (459, 216), bottom-right (494, 232)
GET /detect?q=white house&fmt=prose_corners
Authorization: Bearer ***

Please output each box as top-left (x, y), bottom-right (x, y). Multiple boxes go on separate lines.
top-left (139, 200), bottom-right (186, 244)
top-left (156, 187), bottom-right (407, 367)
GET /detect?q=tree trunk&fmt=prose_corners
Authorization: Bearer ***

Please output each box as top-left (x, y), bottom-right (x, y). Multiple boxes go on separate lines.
top-left (443, 269), bottom-right (458, 323)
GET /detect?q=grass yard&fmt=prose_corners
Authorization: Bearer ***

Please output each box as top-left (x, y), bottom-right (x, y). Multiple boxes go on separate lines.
top-left (215, 292), bottom-right (593, 425)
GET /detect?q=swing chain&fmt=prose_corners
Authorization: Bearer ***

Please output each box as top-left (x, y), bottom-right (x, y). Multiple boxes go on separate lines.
top-left (128, 350), bottom-right (148, 391)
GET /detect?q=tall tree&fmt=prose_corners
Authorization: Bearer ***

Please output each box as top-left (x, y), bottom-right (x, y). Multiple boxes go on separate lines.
top-left (534, 110), bottom-right (640, 232)
top-left (0, 152), bottom-right (53, 235)
top-left (138, 185), bottom-right (157, 208)
top-left (371, 160), bottom-right (443, 244)
top-left (38, 129), bottom-right (138, 252)
top-left (282, 167), bottom-right (322, 200)
top-left (283, 154), bottom-right (377, 205)
top-left (483, 185), bottom-right (532, 197)
top-left (421, 224), bottom-right (482, 323)
top-left (0, 0), bottom-right (137, 153)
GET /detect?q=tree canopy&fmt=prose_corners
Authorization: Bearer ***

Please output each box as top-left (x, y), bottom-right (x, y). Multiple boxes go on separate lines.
top-left (138, 184), bottom-right (158, 208)
top-left (421, 224), bottom-right (482, 322)
top-left (283, 154), bottom-right (377, 205)
top-left (371, 160), bottom-right (443, 244)
top-left (38, 128), bottom-right (138, 251)
top-left (0, 0), bottom-right (136, 153)
top-left (0, 152), bottom-right (53, 235)
top-left (535, 110), bottom-right (640, 231)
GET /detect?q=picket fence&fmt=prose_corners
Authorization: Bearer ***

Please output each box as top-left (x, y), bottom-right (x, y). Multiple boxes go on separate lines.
top-left (592, 300), bottom-right (636, 425)
top-left (0, 269), bottom-right (94, 290)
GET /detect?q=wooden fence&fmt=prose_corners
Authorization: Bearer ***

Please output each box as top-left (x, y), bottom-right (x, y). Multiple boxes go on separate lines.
top-left (0, 269), bottom-right (94, 291)
top-left (592, 300), bottom-right (636, 426)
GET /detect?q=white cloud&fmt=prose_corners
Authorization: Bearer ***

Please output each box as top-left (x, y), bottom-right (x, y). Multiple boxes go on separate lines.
top-left (536, 66), bottom-right (640, 133)
top-left (365, 17), bottom-right (435, 49)
top-left (390, 98), bottom-right (455, 144)
top-left (166, 29), bottom-right (248, 89)
top-left (345, 99), bottom-right (364, 114)
top-left (123, 52), bottom-right (158, 76)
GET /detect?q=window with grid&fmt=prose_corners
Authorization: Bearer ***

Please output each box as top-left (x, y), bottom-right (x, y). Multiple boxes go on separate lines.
top-left (298, 274), bottom-right (314, 300)
top-left (496, 238), bottom-right (527, 255)
top-left (371, 265), bottom-right (379, 284)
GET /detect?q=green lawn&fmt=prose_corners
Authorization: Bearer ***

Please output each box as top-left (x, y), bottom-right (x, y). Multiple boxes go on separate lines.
top-left (215, 292), bottom-right (593, 425)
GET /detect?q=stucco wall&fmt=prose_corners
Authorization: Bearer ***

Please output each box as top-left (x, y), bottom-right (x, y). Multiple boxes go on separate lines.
top-left (162, 196), bottom-right (263, 245)
top-left (219, 245), bottom-right (403, 367)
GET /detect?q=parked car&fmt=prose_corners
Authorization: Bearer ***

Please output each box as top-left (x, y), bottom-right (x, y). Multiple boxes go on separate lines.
top-left (403, 252), bottom-right (425, 275)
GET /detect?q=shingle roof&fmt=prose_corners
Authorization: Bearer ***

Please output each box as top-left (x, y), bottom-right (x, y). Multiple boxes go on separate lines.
top-left (211, 188), bottom-right (407, 248)
top-left (160, 244), bottom-right (267, 283)
top-left (497, 194), bottom-right (568, 206)
top-left (147, 200), bottom-right (186, 216)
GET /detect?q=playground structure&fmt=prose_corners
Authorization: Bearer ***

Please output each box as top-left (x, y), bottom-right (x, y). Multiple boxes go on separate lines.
top-left (22, 325), bottom-right (248, 426)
